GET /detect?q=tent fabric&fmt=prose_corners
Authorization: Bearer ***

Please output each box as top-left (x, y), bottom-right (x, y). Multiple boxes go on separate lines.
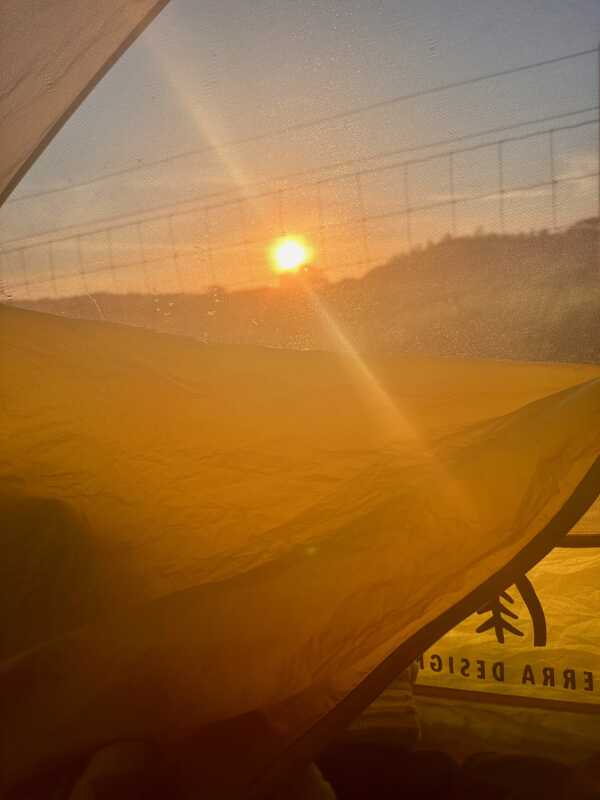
top-left (1, 305), bottom-right (599, 796)
top-left (348, 666), bottom-right (420, 747)
top-left (413, 515), bottom-right (600, 763)
top-left (0, 0), bottom-right (169, 205)
top-left (417, 543), bottom-right (600, 707)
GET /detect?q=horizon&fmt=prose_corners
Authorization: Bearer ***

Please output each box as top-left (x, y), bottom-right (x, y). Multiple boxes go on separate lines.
top-left (8, 220), bottom-right (598, 369)
top-left (3, 210), bottom-right (597, 304)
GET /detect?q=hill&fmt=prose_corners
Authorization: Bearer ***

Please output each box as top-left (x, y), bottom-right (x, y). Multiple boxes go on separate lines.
top-left (11, 221), bottom-right (600, 364)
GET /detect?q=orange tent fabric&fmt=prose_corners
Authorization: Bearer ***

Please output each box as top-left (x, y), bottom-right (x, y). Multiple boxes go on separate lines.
top-left (2, 306), bottom-right (599, 796)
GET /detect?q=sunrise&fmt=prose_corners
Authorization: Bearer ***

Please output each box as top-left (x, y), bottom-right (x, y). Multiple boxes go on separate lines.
top-left (270, 235), bottom-right (314, 274)
top-left (1, 2), bottom-right (600, 799)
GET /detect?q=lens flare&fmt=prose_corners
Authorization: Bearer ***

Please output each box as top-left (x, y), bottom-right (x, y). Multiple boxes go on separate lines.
top-left (270, 236), bottom-right (313, 273)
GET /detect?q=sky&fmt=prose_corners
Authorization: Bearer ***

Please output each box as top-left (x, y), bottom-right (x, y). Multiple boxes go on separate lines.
top-left (1, 0), bottom-right (599, 298)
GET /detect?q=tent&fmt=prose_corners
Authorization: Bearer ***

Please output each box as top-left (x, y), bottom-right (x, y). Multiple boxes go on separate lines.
top-left (2, 306), bottom-right (599, 796)
top-left (1, 3), bottom-right (600, 798)
top-left (0, 0), bottom-right (169, 206)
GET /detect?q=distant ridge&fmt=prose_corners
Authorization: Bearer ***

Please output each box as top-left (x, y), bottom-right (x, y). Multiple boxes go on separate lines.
top-left (9, 220), bottom-right (600, 365)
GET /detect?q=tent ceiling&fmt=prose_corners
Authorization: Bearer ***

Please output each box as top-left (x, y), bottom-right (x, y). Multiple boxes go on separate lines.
top-left (0, 0), bottom-right (169, 206)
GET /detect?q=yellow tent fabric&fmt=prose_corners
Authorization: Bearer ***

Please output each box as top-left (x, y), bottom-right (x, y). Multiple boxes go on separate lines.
top-left (1, 305), bottom-right (599, 796)
top-left (0, 0), bottom-right (169, 205)
top-left (413, 501), bottom-right (600, 762)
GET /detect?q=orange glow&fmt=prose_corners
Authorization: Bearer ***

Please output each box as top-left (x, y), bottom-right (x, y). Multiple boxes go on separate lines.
top-left (269, 236), bottom-right (313, 274)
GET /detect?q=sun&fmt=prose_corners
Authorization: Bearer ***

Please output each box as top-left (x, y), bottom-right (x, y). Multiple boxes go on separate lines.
top-left (270, 235), bottom-right (313, 274)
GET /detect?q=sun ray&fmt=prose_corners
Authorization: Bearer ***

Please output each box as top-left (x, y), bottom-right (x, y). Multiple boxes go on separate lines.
top-left (304, 286), bottom-right (476, 517)
top-left (140, 31), bottom-right (254, 202)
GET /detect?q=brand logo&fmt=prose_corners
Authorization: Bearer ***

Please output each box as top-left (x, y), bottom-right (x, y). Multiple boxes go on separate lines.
top-left (416, 653), bottom-right (597, 692)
